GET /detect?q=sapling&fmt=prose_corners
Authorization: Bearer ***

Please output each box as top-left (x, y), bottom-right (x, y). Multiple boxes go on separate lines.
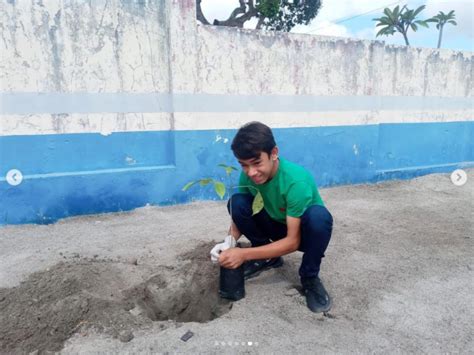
top-left (182, 163), bottom-right (264, 215)
top-left (182, 164), bottom-right (263, 301)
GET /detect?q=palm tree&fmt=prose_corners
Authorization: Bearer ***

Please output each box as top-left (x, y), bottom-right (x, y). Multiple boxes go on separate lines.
top-left (373, 5), bottom-right (430, 46)
top-left (426, 10), bottom-right (457, 49)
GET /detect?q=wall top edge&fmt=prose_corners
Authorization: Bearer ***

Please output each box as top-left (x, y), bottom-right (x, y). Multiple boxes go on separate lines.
top-left (197, 23), bottom-right (474, 56)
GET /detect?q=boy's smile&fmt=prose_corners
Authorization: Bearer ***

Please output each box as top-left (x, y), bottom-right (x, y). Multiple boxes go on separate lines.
top-left (238, 147), bottom-right (279, 185)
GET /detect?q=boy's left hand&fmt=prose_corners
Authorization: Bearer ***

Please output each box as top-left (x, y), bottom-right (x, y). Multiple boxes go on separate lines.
top-left (218, 248), bottom-right (246, 269)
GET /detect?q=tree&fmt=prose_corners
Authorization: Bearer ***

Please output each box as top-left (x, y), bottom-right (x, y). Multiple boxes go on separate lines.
top-left (196, 0), bottom-right (322, 32)
top-left (372, 5), bottom-right (430, 46)
top-left (426, 10), bottom-right (457, 49)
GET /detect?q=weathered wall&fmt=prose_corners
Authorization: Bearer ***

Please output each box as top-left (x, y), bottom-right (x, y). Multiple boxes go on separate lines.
top-left (0, 0), bottom-right (473, 224)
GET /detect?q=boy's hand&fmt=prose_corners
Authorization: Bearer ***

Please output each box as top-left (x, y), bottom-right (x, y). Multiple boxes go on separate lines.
top-left (218, 248), bottom-right (246, 269)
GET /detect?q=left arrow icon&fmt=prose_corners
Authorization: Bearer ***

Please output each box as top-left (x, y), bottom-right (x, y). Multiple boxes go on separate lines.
top-left (6, 169), bottom-right (23, 186)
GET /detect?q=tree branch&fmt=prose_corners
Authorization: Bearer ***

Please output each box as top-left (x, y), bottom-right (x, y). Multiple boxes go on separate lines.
top-left (256, 16), bottom-right (265, 29)
top-left (214, 0), bottom-right (259, 28)
top-left (214, 0), bottom-right (246, 26)
top-left (196, 0), bottom-right (210, 25)
top-left (247, 0), bottom-right (255, 11)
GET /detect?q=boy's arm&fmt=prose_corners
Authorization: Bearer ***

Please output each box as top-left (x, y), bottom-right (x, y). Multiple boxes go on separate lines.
top-left (241, 216), bottom-right (301, 260)
top-left (228, 221), bottom-right (242, 241)
top-left (218, 216), bottom-right (301, 269)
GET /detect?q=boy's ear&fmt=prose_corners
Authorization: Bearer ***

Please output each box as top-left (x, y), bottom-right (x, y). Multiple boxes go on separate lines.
top-left (271, 146), bottom-right (279, 160)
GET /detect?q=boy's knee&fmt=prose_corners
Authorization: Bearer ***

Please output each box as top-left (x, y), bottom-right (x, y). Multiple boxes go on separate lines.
top-left (301, 205), bottom-right (333, 234)
top-left (227, 193), bottom-right (254, 215)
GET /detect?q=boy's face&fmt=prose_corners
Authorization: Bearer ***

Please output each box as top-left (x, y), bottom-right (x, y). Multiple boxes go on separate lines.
top-left (237, 147), bottom-right (279, 185)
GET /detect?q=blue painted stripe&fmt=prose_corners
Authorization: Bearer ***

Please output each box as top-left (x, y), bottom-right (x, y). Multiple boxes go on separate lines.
top-left (1, 121), bottom-right (472, 225)
top-left (0, 131), bottom-right (175, 176)
top-left (376, 121), bottom-right (473, 170)
top-left (377, 162), bottom-right (473, 174)
top-left (0, 93), bottom-right (472, 114)
top-left (0, 166), bottom-right (176, 182)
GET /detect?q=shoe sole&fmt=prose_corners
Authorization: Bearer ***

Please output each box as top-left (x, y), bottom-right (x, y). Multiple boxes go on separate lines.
top-left (244, 258), bottom-right (284, 280)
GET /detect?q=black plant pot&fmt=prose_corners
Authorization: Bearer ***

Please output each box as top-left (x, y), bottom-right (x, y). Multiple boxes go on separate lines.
top-left (219, 263), bottom-right (245, 301)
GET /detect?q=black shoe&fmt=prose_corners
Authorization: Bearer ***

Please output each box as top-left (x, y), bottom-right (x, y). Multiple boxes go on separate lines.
top-left (243, 257), bottom-right (284, 280)
top-left (301, 277), bottom-right (332, 313)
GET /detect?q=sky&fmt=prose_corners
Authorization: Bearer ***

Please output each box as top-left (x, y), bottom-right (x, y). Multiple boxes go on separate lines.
top-left (201, 0), bottom-right (474, 52)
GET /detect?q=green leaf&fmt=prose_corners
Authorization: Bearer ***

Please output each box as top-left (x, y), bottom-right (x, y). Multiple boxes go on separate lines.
top-left (415, 20), bottom-right (429, 28)
top-left (182, 181), bottom-right (197, 191)
top-left (376, 27), bottom-right (391, 37)
top-left (218, 164), bottom-right (237, 170)
top-left (252, 192), bottom-right (264, 215)
top-left (412, 5), bottom-right (426, 18)
top-left (383, 8), bottom-right (393, 21)
top-left (218, 163), bottom-right (238, 176)
top-left (213, 181), bottom-right (226, 199)
top-left (403, 9), bottom-right (414, 20)
top-left (410, 23), bottom-right (417, 31)
top-left (393, 5), bottom-right (400, 19)
top-left (448, 20), bottom-right (457, 25)
top-left (199, 178), bottom-right (213, 186)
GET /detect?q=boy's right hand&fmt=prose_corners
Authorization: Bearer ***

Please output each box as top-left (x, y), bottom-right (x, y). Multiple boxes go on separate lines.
top-left (210, 235), bottom-right (236, 263)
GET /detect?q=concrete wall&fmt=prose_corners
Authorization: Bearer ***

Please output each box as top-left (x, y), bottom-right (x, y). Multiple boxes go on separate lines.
top-left (1, 0), bottom-right (473, 225)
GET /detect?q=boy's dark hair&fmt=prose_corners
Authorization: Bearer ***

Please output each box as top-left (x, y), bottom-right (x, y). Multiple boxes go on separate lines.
top-left (231, 121), bottom-right (276, 160)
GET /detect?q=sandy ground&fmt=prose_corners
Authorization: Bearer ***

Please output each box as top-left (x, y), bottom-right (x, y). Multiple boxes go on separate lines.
top-left (0, 169), bottom-right (473, 354)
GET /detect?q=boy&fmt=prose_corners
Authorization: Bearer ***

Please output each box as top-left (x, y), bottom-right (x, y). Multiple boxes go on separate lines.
top-left (212, 121), bottom-right (333, 313)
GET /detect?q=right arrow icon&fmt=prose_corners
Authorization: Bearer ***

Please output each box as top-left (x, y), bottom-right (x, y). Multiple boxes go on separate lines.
top-left (451, 169), bottom-right (467, 186)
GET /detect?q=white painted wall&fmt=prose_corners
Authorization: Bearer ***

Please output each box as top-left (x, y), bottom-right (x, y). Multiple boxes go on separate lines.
top-left (1, 0), bottom-right (472, 136)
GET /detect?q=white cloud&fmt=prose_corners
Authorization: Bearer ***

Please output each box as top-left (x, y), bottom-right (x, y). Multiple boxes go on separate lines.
top-left (354, 27), bottom-right (377, 40)
top-left (314, 0), bottom-right (393, 23)
top-left (292, 20), bottom-right (351, 37)
top-left (290, 0), bottom-right (403, 37)
top-left (200, 0), bottom-right (240, 24)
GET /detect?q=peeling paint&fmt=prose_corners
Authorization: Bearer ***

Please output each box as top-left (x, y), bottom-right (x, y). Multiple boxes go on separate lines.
top-left (353, 144), bottom-right (359, 156)
top-left (214, 135), bottom-right (229, 144)
top-left (125, 156), bottom-right (136, 165)
top-left (0, 1), bottom-right (472, 225)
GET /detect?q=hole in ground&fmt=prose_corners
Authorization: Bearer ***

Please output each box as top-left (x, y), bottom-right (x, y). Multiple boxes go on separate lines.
top-left (0, 242), bottom-right (231, 353)
top-left (126, 242), bottom-right (232, 323)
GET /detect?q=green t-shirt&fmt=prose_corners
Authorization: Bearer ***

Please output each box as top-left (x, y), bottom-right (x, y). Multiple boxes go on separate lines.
top-left (238, 158), bottom-right (324, 224)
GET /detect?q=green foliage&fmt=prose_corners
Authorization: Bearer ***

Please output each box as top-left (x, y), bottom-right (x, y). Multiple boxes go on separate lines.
top-left (373, 5), bottom-right (430, 45)
top-left (256, 0), bottom-right (280, 19)
top-left (199, 0), bottom-right (322, 32)
top-left (182, 163), bottom-right (264, 215)
top-left (262, 0), bottom-right (322, 32)
top-left (217, 163), bottom-right (238, 176)
top-left (425, 10), bottom-right (457, 48)
top-left (213, 181), bottom-right (226, 199)
top-left (426, 10), bottom-right (457, 29)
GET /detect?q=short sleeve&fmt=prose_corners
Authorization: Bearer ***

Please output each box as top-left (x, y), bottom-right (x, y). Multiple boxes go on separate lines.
top-left (286, 182), bottom-right (313, 218)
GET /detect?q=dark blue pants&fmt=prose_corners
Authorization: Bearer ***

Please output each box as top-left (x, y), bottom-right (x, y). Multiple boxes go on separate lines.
top-left (227, 193), bottom-right (333, 279)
